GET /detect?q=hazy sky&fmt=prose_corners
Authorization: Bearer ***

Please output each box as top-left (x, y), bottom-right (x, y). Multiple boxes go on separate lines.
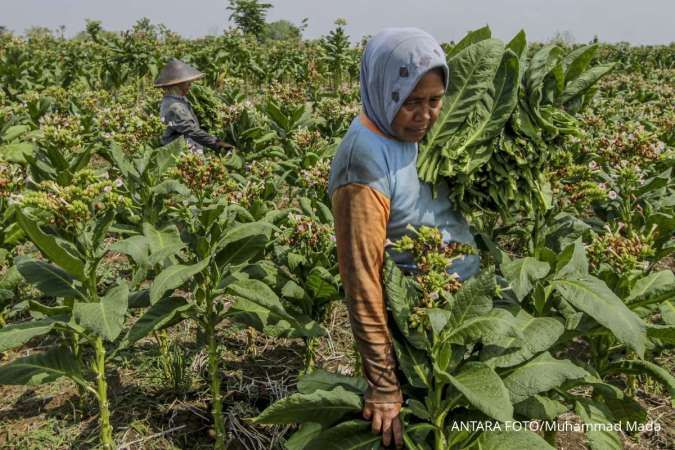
top-left (4, 0), bottom-right (674, 44)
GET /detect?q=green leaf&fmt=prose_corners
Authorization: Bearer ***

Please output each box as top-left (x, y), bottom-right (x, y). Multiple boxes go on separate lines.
top-left (150, 179), bottom-right (190, 196)
top-left (0, 265), bottom-right (22, 290)
top-left (450, 49), bottom-right (521, 174)
top-left (306, 267), bottom-right (339, 301)
top-left (215, 222), bottom-right (273, 267)
top-left (447, 26), bottom-right (492, 59)
top-left (427, 308), bottom-right (452, 335)
top-left (298, 197), bottom-right (316, 219)
top-left (554, 241), bottom-right (588, 278)
top-left (0, 348), bottom-right (81, 385)
top-left (305, 420), bottom-right (381, 450)
top-left (575, 399), bottom-right (622, 450)
top-left (0, 142), bottom-right (34, 163)
top-left (3, 124), bottom-right (31, 142)
top-left (626, 270), bottom-right (675, 303)
top-left (436, 361), bottom-right (513, 422)
top-left (28, 300), bottom-right (70, 317)
top-left (501, 257), bottom-right (550, 301)
top-left (514, 395), bottom-right (568, 421)
top-left (560, 64), bottom-right (614, 105)
top-left (481, 308), bottom-right (564, 368)
top-left (470, 429), bottom-right (554, 450)
top-left (660, 301), bottom-right (675, 325)
top-left (393, 337), bottom-right (432, 389)
top-left (143, 223), bottom-right (185, 266)
top-left (590, 382), bottom-right (647, 426)
top-left (91, 210), bottom-right (115, 249)
top-left (150, 258), bottom-right (209, 305)
top-left (526, 45), bottom-right (563, 95)
top-left (421, 39), bottom-right (505, 181)
top-left (504, 352), bottom-right (588, 403)
top-left (228, 278), bottom-right (325, 338)
top-left (544, 212), bottom-right (591, 252)
top-left (118, 296), bottom-right (192, 350)
top-left (506, 30), bottom-right (527, 62)
top-left (448, 268), bottom-right (496, 326)
top-left (254, 386), bottom-right (362, 426)
top-left (553, 275), bottom-right (648, 357)
top-left (108, 143), bottom-right (138, 179)
top-left (16, 210), bottom-right (85, 280)
top-left (406, 399), bottom-right (430, 421)
top-left (441, 309), bottom-right (518, 346)
top-left (73, 282), bottom-right (128, 341)
top-left (563, 44), bottom-right (598, 83)
top-left (297, 369), bottom-right (367, 395)
top-left (110, 235), bottom-right (150, 267)
top-left (16, 258), bottom-right (85, 300)
top-left (647, 324), bottom-right (675, 344)
top-left (383, 257), bottom-right (426, 349)
top-left (285, 423), bottom-right (323, 450)
top-left (281, 280), bottom-right (306, 300)
top-left (604, 360), bottom-right (675, 407)
top-left (0, 318), bottom-right (58, 352)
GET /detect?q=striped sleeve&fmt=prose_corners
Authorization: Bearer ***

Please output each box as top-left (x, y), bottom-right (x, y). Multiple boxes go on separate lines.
top-left (331, 183), bottom-right (402, 404)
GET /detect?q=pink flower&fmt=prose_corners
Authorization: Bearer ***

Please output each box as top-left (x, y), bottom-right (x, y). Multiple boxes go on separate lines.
top-left (608, 190), bottom-right (618, 200)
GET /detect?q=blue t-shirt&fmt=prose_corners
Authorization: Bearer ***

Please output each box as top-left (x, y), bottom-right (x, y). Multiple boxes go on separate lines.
top-left (328, 116), bottom-right (480, 281)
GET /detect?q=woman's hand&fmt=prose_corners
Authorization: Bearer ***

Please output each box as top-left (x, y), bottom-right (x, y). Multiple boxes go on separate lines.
top-left (363, 401), bottom-right (404, 448)
top-left (216, 140), bottom-right (234, 151)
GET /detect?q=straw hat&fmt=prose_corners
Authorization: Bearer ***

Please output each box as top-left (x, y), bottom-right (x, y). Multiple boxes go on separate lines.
top-left (154, 58), bottom-right (204, 87)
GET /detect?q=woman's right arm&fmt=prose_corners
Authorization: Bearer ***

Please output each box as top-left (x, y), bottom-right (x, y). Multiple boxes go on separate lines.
top-left (164, 103), bottom-right (221, 150)
top-left (331, 183), bottom-right (402, 404)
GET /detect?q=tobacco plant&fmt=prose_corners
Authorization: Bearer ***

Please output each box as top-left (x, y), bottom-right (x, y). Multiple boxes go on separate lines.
top-left (232, 198), bottom-right (338, 371)
top-left (0, 204), bottom-right (128, 449)
top-left (254, 226), bottom-right (596, 449)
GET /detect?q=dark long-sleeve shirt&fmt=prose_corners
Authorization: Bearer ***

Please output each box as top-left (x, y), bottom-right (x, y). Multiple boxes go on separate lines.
top-left (159, 94), bottom-right (220, 152)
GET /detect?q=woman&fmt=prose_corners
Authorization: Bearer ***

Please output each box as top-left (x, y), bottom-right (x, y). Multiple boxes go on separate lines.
top-left (328, 28), bottom-right (480, 448)
top-left (154, 58), bottom-right (231, 154)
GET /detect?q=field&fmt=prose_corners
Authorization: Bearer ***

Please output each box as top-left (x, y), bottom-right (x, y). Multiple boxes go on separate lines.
top-left (0, 20), bottom-right (673, 450)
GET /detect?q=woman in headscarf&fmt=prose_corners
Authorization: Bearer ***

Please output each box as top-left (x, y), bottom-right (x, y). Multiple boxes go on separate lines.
top-left (155, 58), bottom-right (232, 154)
top-left (328, 28), bottom-right (480, 448)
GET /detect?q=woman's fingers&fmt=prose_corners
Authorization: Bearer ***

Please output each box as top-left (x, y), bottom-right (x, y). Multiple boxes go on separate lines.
top-left (362, 403), bottom-right (373, 420)
top-left (392, 417), bottom-right (404, 448)
top-left (371, 411), bottom-right (383, 435)
top-left (381, 414), bottom-right (393, 447)
top-left (364, 402), bottom-right (404, 447)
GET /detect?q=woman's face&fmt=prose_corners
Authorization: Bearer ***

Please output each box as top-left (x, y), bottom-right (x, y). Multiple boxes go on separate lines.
top-left (179, 81), bottom-right (193, 96)
top-left (391, 69), bottom-right (445, 143)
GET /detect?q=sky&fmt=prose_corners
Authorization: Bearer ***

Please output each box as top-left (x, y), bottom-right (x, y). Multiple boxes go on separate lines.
top-left (3, 0), bottom-right (674, 44)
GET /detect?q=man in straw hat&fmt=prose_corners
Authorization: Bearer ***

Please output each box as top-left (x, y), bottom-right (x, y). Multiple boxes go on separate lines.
top-left (155, 58), bottom-right (232, 154)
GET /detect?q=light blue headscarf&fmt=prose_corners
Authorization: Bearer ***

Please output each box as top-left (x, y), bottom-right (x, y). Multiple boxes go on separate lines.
top-left (360, 28), bottom-right (449, 137)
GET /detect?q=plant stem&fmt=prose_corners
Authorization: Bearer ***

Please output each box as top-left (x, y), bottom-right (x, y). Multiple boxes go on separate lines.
top-left (206, 294), bottom-right (226, 450)
top-left (302, 336), bottom-right (319, 374)
top-left (93, 336), bottom-right (114, 450)
top-left (432, 382), bottom-right (449, 450)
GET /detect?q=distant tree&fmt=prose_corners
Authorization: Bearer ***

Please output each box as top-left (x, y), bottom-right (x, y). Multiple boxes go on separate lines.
top-left (24, 26), bottom-right (54, 40)
top-left (226, 0), bottom-right (272, 38)
top-left (321, 18), bottom-right (351, 89)
top-left (79, 20), bottom-right (118, 42)
top-left (549, 30), bottom-right (575, 47)
top-left (0, 26), bottom-right (8, 35)
top-left (261, 19), bottom-right (301, 41)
